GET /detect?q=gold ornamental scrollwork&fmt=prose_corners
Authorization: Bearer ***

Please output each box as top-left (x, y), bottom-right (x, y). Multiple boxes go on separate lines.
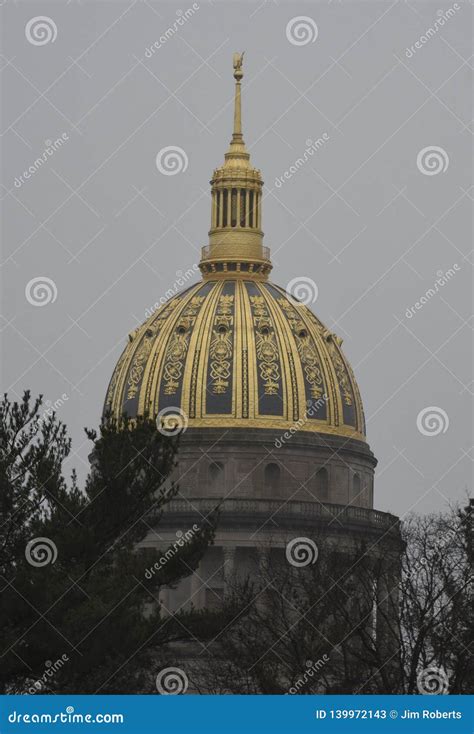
top-left (277, 298), bottom-right (324, 400)
top-left (126, 299), bottom-right (182, 401)
top-left (323, 330), bottom-right (353, 406)
top-left (162, 296), bottom-right (205, 396)
top-left (209, 294), bottom-right (234, 394)
top-left (127, 329), bottom-right (155, 400)
top-left (250, 295), bottom-right (280, 396)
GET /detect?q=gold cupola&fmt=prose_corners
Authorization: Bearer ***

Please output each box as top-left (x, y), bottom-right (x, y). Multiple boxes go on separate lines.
top-left (199, 53), bottom-right (272, 281)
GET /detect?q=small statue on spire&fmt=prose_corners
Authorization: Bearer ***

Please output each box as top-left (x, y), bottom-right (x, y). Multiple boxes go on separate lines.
top-left (233, 52), bottom-right (244, 80)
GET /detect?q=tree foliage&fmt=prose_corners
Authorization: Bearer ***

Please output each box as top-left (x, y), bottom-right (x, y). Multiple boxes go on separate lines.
top-left (0, 392), bottom-right (218, 694)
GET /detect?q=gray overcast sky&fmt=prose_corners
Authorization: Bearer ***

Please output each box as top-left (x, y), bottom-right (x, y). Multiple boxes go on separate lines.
top-left (1, 0), bottom-right (472, 518)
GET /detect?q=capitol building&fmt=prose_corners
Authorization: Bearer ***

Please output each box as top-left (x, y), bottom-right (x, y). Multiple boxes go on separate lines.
top-left (103, 55), bottom-right (401, 616)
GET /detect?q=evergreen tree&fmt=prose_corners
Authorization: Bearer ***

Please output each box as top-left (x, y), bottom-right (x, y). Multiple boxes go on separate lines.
top-left (0, 392), bottom-right (218, 694)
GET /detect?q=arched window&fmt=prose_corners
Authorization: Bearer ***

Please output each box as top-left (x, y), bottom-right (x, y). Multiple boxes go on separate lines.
top-left (353, 473), bottom-right (361, 498)
top-left (264, 462), bottom-right (280, 493)
top-left (315, 467), bottom-right (328, 500)
top-left (209, 461), bottom-right (224, 489)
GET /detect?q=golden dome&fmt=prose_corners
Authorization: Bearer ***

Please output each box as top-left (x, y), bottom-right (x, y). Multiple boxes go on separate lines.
top-left (103, 55), bottom-right (366, 441)
top-left (104, 279), bottom-right (365, 439)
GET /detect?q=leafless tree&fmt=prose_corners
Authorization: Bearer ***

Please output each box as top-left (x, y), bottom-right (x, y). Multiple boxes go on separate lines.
top-left (190, 506), bottom-right (472, 695)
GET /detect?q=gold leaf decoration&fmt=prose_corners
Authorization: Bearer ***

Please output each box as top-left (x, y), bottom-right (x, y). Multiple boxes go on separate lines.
top-left (162, 296), bottom-right (205, 396)
top-left (277, 298), bottom-right (323, 400)
top-left (127, 329), bottom-right (155, 400)
top-left (250, 295), bottom-right (280, 395)
top-left (324, 331), bottom-right (353, 406)
top-left (209, 294), bottom-right (234, 394)
top-left (126, 299), bottom-right (184, 401)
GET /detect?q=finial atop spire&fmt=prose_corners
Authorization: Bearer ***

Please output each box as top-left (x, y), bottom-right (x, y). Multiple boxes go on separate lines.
top-left (233, 51), bottom-right (244, 76)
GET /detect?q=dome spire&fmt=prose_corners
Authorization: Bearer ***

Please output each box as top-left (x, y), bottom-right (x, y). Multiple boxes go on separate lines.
top-left (199, 54), bottom-right (272, 281)
top-left (222, 52), bottom-right (250, 169)
top-left (232, 52), bottom-right (244, 138)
